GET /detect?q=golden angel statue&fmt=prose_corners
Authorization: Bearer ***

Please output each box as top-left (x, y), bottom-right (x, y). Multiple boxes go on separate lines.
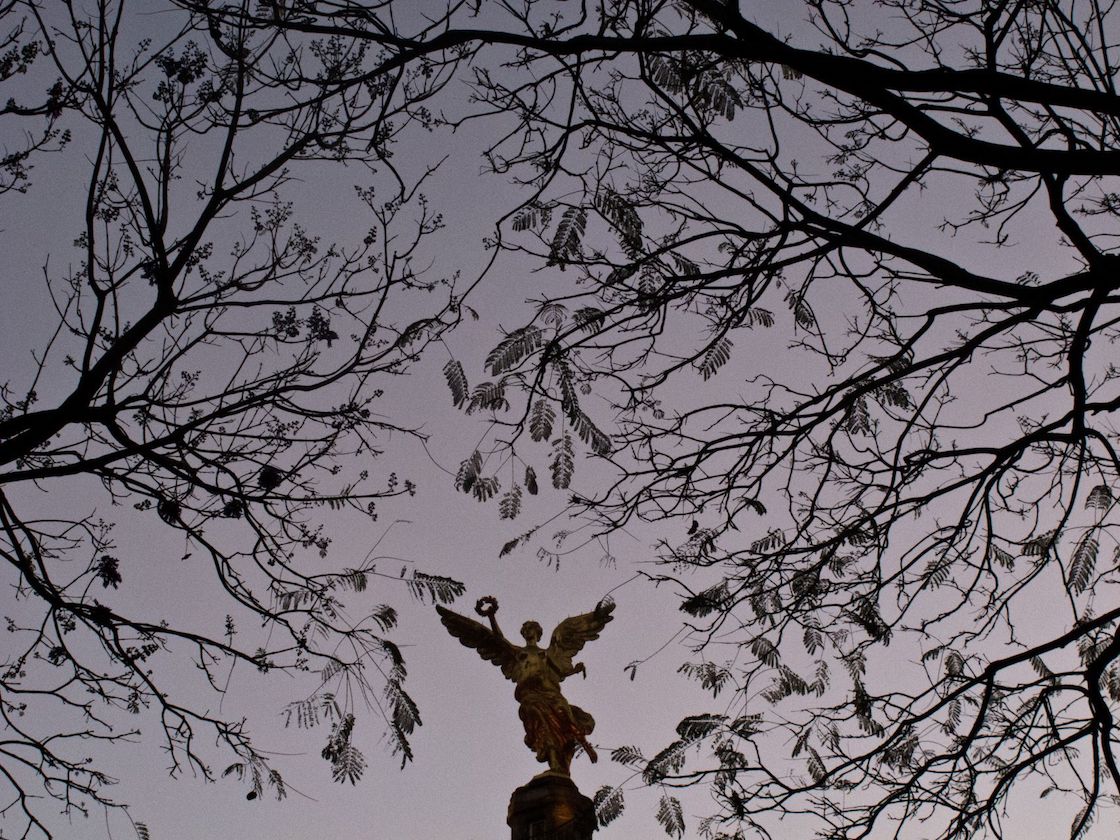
top-left (436, 595), bottom-right (615, 776)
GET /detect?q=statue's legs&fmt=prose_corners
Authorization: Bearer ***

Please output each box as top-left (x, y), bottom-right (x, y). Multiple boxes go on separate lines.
top-left (546, 742), bottom-right (579, 775)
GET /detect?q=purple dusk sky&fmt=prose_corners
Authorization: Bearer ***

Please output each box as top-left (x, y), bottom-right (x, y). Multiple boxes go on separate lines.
top-left (1, 3), bottom-right (1117, 840)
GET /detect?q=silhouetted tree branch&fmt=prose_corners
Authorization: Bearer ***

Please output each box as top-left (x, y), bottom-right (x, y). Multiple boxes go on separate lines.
top-left (263, 1), bottom-right (1120, 837)
top-left (0, 1), bottom-right (473, 835)
top-left (14, 1), bottom-right (1120, 838)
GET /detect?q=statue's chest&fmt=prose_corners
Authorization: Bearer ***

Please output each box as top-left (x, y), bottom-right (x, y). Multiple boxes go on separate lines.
top-left (513, 650), bottom-right (552, 683)
top-left (517, 649), bottom-right (545, 666)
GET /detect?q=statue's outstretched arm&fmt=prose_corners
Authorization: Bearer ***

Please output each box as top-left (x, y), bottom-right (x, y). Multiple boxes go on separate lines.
top-left (476, 595), bottom-right (504, 638)
top-left (553, 660), bottom-right (586, 679)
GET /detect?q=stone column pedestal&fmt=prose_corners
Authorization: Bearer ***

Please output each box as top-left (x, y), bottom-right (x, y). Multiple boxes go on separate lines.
top-left (507, 774), bottom-right (596, 840)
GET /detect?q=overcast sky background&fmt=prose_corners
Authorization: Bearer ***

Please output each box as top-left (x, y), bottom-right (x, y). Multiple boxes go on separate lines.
top-left (1, 2), bottom-right (1113, 839)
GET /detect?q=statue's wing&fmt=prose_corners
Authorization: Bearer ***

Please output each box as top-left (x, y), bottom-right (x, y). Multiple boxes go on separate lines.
top-left (547, 597), bottom-right (615, 672)
top-left (435, 605), bottom-right (518, 680)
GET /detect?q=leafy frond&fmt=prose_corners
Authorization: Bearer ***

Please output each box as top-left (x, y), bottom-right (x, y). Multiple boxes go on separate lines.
top-left (442, 359), bottom-right (469, 408)
top-left (730, 714), bottom-right (763, 739)
top-left (644, 740), bottom-right (688, 783)
top-left (550, 434), bottom-right (575, 489)
top-left (330, 743), bottom-right (366, 784)
top-left (943, 650), bottom-right (965, 677)
top-left (843, 396), bottom-right (873, 435)
top-left (806, 747), bottom-right (827, 783)
top-left (406, 571), bottom-right (465, 604)
top-left (790, 727), bottom-right (811, 758)
top-left (657, 794), bottom-right (686, 839)
top-left (455, 451), bottom-right (482, 494)
top-left (336, 568), bottom-right (367, 592)
top-left (605, 262), bottom-right (639, 285)
top-left (677, 661), bottom-right (732, 696)
top-left (385, 677), bottom-right (421, 737)
top-left (529, 399), bottom-right (555, 442)
top-left (375, 637), bottom-right (406, 673)
top-left (923, 554), bottom-right (951, 588)
top-left (282, 693), bottom-right (340, 729)
top-left (466, 380), bottom-right (509, 414)
top-left (676, 713), bottom-right (727, 740)
top-left (786, 289), bottom-right (816, 328)
top-left (320, 659), bottom-right (345, 683)
top-left (273, 586), bottom-right (317, 611)
top-left (573, 306), bottom-right (607, 333)
top-left (991, 543), bottom-right (1016, 569)
top-left (1106, 667), bottom-right (1120, 702)
top-left (647, 55), bottom-right (739, 119)
top-left (1071, 801), bottom-right (1095, 840)
top-left (499, 483), bottom-right (522, 520)
top-left (810, 659), bottom-right (830, 696)
top-left (369, 604), bottom-right (398, 632)
top-left (222, 762), bottom-right (244, 779)
top-left (472, 475), bottom-right (501, 502)
top-left (570, 409), bottom-right (612, 456)
top-left (1023, 528), bottom-right (1059, 557)
top-left (697, 337), bottom-right (732, 381)
top-left (1078, 634), bottom-right (1109, 667)
top-left (486, 325), bottom-right (545, 375)
top-left (548, 207), bottom-right (587, 267)
top-left (1068, 533), bottom-right (1098, 594)
top-left (680, 581), bottom-right (732, 617)
top-left (511, 201), bottom-right (551, 232)
top-left (1030, 655), bottom-right (1056, 683)
top-left (751, 529), bottom-right (783, 553)
top-left (268, 769), bottom-right (285, 800)
top-left (322, 713), bottom-right (366, 783)
top-left (714, 738), bottom-right (748, 773)
top-left (538, 302), bottom-right (568, 328)
top-left (803, 627), bottom-right (823, 655)
top-left (638, 264), bottom-right (663, 303)
top-left (874, 381), bottom-right (913, 410)
top-left (849, 598), bottom-right (891, 644)
top-left (694, 71), bottom-right (739, 119)
top-left (671, 252), bottom-right (700, 277)
top-left (750, 637), bottom-right (781, 668)
top-left (1085, 484), bottom-right (1113, 510)
top-left (610, 744), bottom-right (646, 768)
top-left (648, 54), bottom-right (685, 93)
top-left (498, 527), bottom-right (538, 559)
top-left (744, 307), bottom-right (774, 328)
top-left (595, 187), bottom-right (643, 255)
top-left (594, 785), bottom-right (626, 827)
top-left (762, 666), bottom-right (812, 704)
top-left (555, 360), bottom-right (580, 417)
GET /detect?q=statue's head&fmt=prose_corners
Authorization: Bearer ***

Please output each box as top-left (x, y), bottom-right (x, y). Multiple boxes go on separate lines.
top-left (520, 620), bottom-right (543, 645)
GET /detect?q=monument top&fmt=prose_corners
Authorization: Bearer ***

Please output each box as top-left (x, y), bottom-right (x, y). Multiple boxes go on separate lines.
top-left (435, 595), bottom-right (615, 776)
top-left (507, 774), bottom-right (597, 840)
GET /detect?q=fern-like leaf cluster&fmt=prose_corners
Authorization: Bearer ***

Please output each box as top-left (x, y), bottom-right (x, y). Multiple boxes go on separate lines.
top-left (548, 207), bottom-right (587, 267)
top-left (594, 784), bottom-right (626, 827)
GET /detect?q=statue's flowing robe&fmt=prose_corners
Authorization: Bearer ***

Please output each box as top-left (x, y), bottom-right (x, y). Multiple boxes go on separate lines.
top-left (514, 674), bottom-right (594, 764)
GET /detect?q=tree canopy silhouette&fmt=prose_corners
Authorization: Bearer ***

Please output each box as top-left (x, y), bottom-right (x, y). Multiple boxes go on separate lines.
top-left (7, 1), bottom-right (1120, 838)
top-left (0, 1), bottom-right (471, 835)
top-left (375, 0), bottom-right (1118, 837)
